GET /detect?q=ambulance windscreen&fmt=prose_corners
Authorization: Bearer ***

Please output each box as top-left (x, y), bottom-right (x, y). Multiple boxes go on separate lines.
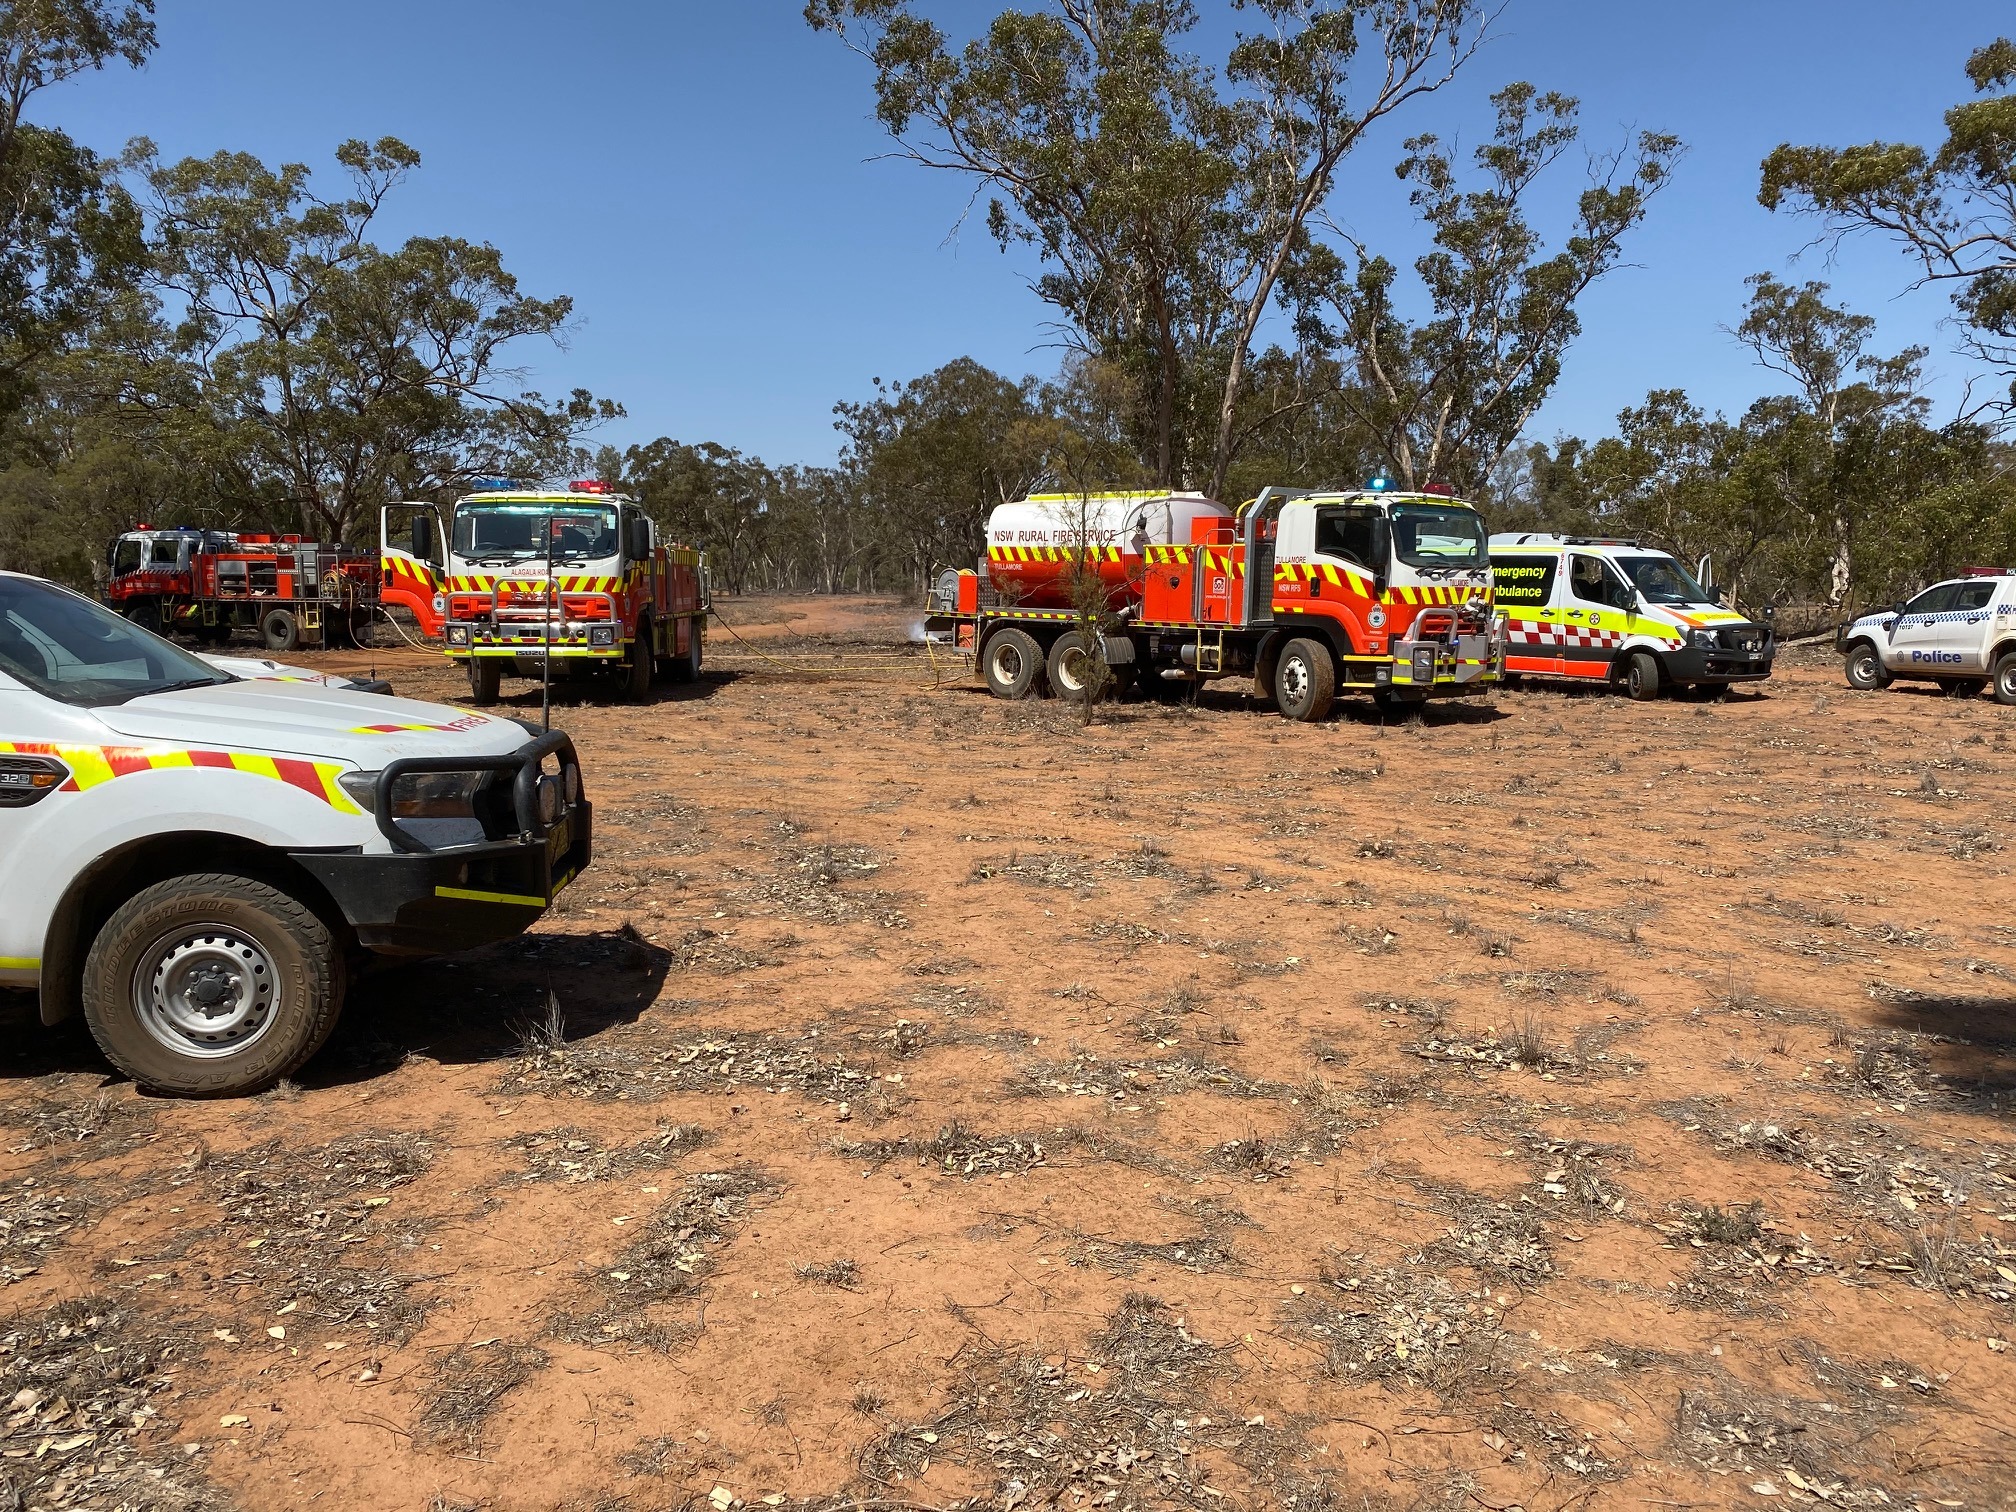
top-left (1390, 504), bottom-right (1485, 570)
top-left (1616, 555), bottom-right (1712, 605)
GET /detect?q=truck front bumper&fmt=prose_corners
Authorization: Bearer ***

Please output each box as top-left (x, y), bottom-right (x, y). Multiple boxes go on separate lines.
top-left (290, 731), bottom-right (594, 957)
top-left (1383, 633), bottom-right (1503, 697)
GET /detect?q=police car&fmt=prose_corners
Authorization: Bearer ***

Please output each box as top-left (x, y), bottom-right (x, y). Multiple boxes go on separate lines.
top-left (1837, 570), bottom-right (2016, 702)
top-left (0, 570), bottom-right (591, 1096)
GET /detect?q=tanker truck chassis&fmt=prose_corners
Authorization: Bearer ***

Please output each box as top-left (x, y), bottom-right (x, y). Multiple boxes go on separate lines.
top-left (925, 485), bottom-right (1507, 722)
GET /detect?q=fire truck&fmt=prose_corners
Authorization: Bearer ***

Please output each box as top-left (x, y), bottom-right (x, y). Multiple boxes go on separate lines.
top-left (378, 482), bottom-right (706, 704)
top-left (924, 482), bottom-right (1506, 721)
top-left (105, 527), bottom-right (379, 651)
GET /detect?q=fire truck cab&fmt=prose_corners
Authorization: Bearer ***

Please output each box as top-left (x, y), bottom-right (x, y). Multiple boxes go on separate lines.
top-left (381, 483), bottom-right (707, 705)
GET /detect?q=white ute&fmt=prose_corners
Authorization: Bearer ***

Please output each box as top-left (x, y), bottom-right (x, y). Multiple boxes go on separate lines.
top-left (1837, 570), bottom-right (2016, 703)
top-left (0, 572), bottom-right (591, 1096)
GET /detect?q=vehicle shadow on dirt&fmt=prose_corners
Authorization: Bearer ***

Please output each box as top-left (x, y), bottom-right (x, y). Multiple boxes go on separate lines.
top-left (0, 928), bottom-right (673, 1094)
top-left (311, 926), bottom-right (674, 1086)
top-left (1868, 989), bottom-right (2016, 1099)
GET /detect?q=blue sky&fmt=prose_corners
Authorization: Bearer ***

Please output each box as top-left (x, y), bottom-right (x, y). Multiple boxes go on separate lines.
top-left (45, 1), bottom-right (2013, 470)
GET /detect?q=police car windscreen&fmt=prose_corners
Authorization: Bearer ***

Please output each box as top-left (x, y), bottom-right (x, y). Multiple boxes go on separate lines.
top-left (1391, 504), bottom-right (1485, 569)
top-left (453, 503), bottom-right (618, 563)
top-left (0, 576), bottom-right (229, 707)
top-left (1616, 555), bottom-right (1711, 605)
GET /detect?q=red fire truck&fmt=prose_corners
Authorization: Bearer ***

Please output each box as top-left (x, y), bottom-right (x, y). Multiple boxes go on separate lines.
top-left (379, 482), bottom-right (707, 704)
top-left (104, 527), bottom-right (380, 651)
top-left (924, 483), bottom-right (1506, 721)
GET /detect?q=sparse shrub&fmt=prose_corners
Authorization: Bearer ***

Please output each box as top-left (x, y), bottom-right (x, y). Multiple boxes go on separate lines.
top-left (1686, 1201), bottom-right (1764, 1246)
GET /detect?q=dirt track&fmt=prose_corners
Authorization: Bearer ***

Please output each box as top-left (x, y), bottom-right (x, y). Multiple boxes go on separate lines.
top-left (3, 596), bottom-right (2014, 1512)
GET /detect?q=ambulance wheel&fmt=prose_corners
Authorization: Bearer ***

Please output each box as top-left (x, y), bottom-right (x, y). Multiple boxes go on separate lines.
top-left (467, 658), bottom-right (502, 705)
top-left (259, 608), bottom-right (300, 653)
top-left (982, 629), bottom-right (1046, 700)
top-left (1047, 630), bottom-right (1107, 703)
top-left (1946, 678), bottom-right (1985, 699)
top-left (1994, 652), bottom-right (2016, 706)
top-left (1275, 638), bottom-right (1335, 722)
top-left (1623, 651), bottom-right (1662, 701)
top-left (81, 873), bottom-right (346, 1097)
top-left (1843, 643), bottom-right (1891, 690)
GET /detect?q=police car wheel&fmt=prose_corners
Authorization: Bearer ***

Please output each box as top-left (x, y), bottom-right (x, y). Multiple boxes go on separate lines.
top-left (982, 629), bottom-right (1046, 700)
top-left (1843, 644), bottom-right (1890, 690)
top-left (1624, 651), bottom-right (1661, 701)
top-left (1994, 652), bottom-right (2016, 706)
top-left (1275, 638), bottom-right (1335, 722)
top-left (82, 873), bottom-right (346, 1098)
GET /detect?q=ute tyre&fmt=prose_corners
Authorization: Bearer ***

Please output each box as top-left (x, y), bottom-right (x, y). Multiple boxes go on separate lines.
top-left (467, 657), bottom-right (502, 705)
top-left (81, 873), bottom-right (345, 1097)
top-left (1994, 652), bottom-right (2016, 706)
top-left (982, 628), bottom-right (1046, 700)
top-left (1843, 643), bottom-right (1891, 690)
top-left (1624, 650), bottom-right (1662, 702)
top-left (1274, 638), bottom-right (1336, 722)
top-left (1047, 630), bottom-right (1107, 703)
top-left (259, 608), bottom-right (300, 653)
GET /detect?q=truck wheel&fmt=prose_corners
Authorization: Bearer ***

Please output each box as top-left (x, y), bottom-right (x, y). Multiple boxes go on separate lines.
top-left (1994, 652), bottom-right (2016, 706)
top-left (260, 608), bottom-right (300, 653)
top-left (1047, 630), bottom-right (1108, 703)
top-left (126, 602), bottom-right (163, 635)
top-left (661, 620), bottom-right (702, 683)
top-left (982, 629), bottom-right (1046, 700)
top-left (1623, 651), bottom-right (1662, 701)
top-left (1274, 638), bottom-right (1335, 722)
top-left (81, 873), bottom-right (346, 1097)
top-left (467, 658), bottom-right (502, 705)
top-left (623, 631), bottom-right (655, 700)
top-left (1843, 643), bottom-right (1891, 690)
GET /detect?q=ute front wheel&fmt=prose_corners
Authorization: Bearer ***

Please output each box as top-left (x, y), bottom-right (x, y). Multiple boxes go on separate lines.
top-left (1274, 638), bottom-right (1335, 722)
top-left (1843, 643), bottom-right (1891, 690)
top-left (467, 658), bottom-right (502, 705)
top-left (982, 628), bottom-right (1046, 700)
top-left (81, 874), bottom-right (346, 1097)
top-left (1994, 651), bottom-right (2016, 706)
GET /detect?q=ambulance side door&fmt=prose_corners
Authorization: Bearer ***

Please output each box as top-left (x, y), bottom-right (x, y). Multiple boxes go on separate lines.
top-left (1563, 553), bottom-right (1632, 677)
top-left (1489, 551), bottom-right (1562, 675)
top-left (1886, 583), bottom-right (1958, 674)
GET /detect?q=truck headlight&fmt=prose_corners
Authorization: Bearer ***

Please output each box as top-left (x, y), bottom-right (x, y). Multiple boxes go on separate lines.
top-left (589, 625), bottom-right (616, 646)
top-left (446, 625), bottom-right (470, 646)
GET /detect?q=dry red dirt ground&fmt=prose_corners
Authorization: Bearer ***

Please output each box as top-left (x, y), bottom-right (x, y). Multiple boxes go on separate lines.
top-left (3, 596), bottom-right (2014, 1512)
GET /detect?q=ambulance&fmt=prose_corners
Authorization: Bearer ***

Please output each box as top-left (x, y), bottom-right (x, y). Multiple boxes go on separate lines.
top-left (0, 570), bottom-right (591, 1097)
top-left (1487, 534), bottom-right (1775, 699)
top-left (1836, 570), bottom-right (2016, 702)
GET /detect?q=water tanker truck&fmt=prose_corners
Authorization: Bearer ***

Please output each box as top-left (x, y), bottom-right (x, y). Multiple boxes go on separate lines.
top-left (924, 483), bottom-right (1506, 721)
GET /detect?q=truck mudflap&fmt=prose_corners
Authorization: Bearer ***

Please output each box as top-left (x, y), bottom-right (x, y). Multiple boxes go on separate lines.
top-left (290, 730), bottom-right (593, 956)
top-left (1385, 634), bottom-right (1502, 695)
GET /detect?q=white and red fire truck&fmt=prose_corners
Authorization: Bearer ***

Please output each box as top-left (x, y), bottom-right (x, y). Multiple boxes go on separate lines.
top-left (925, 483), bottom-right (1506, 720)
top-left (105, 526), bottom-right (379, 651)
top-left (378, 481), bottom-right (706, 704)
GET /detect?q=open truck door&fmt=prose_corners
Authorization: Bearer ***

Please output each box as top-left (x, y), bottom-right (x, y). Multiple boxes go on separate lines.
top-left (379, 502), bottom-right (447, 638)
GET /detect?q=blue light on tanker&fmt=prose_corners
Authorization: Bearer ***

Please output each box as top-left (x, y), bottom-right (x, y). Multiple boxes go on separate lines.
top-left (1366, 473), bottom-right (1395, 492)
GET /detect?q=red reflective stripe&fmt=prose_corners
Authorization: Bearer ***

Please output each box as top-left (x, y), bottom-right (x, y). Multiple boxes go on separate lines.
top-left (103, 749), bottom-right (156, 778)
top-left (273, 758), bottom-right (328, 800)
top-left (189, 749), bottom-right (235, 770)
